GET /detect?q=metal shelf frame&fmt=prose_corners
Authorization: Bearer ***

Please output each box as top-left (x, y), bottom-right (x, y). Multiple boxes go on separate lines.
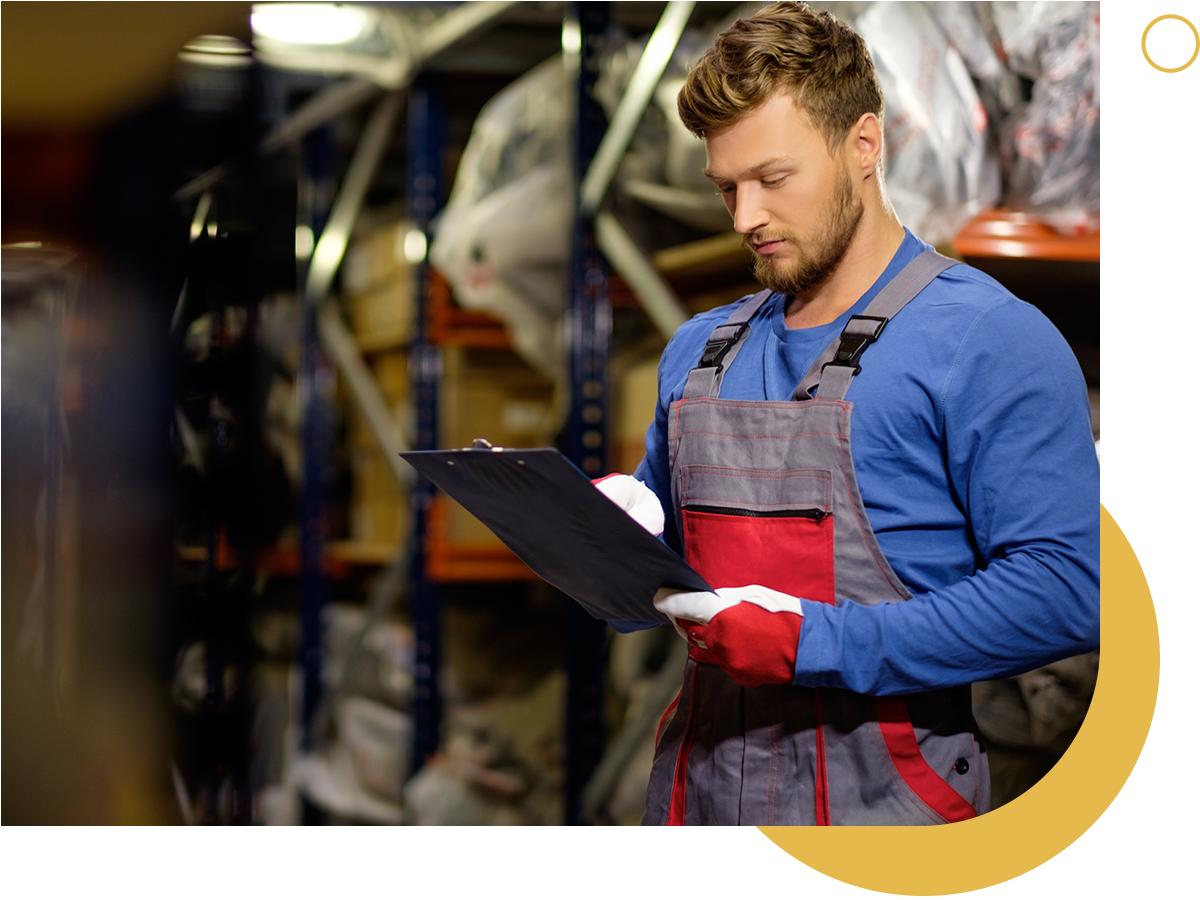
top-left (183, 0), bottom-right (704, 824)
top-left (406, 72), bottom-right (446, 774)
top-left (312, 0), bottom-right (697, 825)
top-left (562, 0), bottom-right (614, 825)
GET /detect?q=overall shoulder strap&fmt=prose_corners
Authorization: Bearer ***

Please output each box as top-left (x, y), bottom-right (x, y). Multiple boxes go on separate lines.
top-left (793, 250), bottom-right (959, 401)
top-left (681, 289), bottom-right (774, 400)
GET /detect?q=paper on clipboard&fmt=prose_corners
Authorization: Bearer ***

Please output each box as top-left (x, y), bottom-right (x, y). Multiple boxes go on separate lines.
top-left (400, 446), bottom-right (710, 623)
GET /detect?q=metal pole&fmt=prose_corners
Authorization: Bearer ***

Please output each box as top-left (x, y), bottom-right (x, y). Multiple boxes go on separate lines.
top-left (563, 0), bottom-right (612, 826)
top-left (416, 0), bottom-right (522, 63)
top-left (407, 74), bottom-right (446, 774)
top-left (317, 306), bottom-right (414, 487)
top-left (306, 91), bottom-right (404, 305)
top-left (297, 125), bottom-right (337, 763)
top-left (595, 211), bottom-right (689, 338)
top-left (580, 0), bottom-right (695, 216)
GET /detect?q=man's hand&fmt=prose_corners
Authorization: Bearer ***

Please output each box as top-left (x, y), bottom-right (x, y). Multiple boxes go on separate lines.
top-left (654, 585), bottom-right (804, 689)
top-left (593, 474), bottom-right (665, 536)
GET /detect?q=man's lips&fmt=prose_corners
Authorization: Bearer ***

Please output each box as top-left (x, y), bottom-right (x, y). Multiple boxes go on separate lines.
top-left (750, 238), bottom-right (786, 255)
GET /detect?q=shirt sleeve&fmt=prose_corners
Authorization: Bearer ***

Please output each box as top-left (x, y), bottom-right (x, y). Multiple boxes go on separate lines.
top-left (793, 298), bottom-right (1100, 695)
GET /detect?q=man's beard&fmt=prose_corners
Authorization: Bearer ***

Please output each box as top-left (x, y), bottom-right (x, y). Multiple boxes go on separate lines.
top-left (747, 165), bottom-right (863, 296)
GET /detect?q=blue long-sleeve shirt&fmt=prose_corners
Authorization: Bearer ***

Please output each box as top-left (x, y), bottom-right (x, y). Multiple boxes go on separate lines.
top-left (614, 230), bottom-right (1100, 696)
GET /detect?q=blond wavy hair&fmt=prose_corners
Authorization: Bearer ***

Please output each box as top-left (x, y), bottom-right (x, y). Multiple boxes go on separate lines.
top-left (677, 1), bottom-right (884, 152)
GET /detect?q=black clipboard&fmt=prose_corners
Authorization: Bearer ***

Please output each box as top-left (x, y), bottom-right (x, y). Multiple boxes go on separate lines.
top-left (400, 446), bottom-right (710, 623)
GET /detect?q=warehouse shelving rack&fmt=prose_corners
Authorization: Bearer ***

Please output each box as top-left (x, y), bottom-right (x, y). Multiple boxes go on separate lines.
top-left (171, 1), bottom-right (723, 824)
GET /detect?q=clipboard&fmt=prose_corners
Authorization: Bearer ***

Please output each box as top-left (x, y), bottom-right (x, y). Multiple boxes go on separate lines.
top-left (400, 446), bottom-right (710, 623)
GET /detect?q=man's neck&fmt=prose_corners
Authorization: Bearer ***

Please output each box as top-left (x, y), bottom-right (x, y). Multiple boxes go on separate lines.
top-left (783, 209), bottom-right (907, 330)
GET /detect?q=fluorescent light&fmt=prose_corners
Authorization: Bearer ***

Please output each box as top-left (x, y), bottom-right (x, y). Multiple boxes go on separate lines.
top-left (562, 21), bottom-right (582, 54)
top-left (251, 4), bottom-right (370, 47)
top-left (401, 229), bottom-right (427, 264)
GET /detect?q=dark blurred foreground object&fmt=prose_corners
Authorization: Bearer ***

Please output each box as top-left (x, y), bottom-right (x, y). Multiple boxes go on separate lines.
top-left (2, 245), bottom-right (177, 824)
top-left (2, 2), bottom-right (253, 824)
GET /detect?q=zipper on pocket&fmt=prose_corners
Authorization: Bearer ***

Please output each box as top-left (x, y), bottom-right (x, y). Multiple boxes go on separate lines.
top-left (684, 504), bottom-right (829, 520)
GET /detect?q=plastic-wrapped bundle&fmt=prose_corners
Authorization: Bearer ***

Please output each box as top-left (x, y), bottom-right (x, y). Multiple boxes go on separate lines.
top-left (599, 1), bottom-right (1003, 245)
top-left (595, 27), bottom-right (732, 234)
top-left (429, 58), bottom-right (571, 379)
top-left (403, 671), bottom-right (564, 825)
top-left (925, 1), bottom-right (1024, 125)
top-left (997, 2), bottom-right (1100, 232)
top-left (856, 1), bottom-right (1002, 244)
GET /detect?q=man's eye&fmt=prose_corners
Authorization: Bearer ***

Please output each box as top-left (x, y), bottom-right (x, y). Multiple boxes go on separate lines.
top-left (717, 185), bottom-right (735, 195)
top-left (762, 177), bottom-right (784, 187)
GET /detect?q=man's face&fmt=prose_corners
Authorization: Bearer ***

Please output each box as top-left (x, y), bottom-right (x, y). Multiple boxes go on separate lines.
top-left (703, 91), bottom-right (863, 296)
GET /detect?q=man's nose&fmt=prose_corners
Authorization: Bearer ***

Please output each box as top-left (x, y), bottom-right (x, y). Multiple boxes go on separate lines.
top-left (731, 185), bottom-right (769, 235)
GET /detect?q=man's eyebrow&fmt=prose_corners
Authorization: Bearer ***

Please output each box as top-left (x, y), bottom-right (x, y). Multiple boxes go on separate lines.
top-left (702, 157), bottom-right (794, 182)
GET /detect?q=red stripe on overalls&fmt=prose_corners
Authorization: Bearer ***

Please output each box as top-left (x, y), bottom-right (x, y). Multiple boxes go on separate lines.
top-left (814, 690), bottom-right (831, 825)
top-left (656, 692), bottom-right (680, 748)
top-left (874, 698), bottom-right (977, 823)
top-left (666, 666), bottom-right (699, 826)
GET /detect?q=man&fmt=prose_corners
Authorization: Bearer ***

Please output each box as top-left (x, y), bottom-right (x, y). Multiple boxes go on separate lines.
top-left (598, 2), bottom-right (1099, 826)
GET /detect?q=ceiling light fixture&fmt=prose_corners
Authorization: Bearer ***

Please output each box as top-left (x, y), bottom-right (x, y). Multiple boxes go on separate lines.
top-left (251, 3), bottom-right (371, 46)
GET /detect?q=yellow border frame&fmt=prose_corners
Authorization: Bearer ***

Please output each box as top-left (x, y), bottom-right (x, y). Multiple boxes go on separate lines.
top-left (1142, 14), bottom-right (1200, 73)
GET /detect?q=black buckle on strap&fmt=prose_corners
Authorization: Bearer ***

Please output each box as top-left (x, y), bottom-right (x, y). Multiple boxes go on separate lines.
top-left (698, 322), bottom-right (750, 370)
top-left (822, 315), bottom-right (888, 376)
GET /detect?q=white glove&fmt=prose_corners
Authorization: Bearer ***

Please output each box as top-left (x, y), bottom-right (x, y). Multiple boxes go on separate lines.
top-left (654, 585), bottom-right (805, 688)
top-left (593, 474), bottom-right (665, 536)
top-left (653, 585), bottom-right (804, 646)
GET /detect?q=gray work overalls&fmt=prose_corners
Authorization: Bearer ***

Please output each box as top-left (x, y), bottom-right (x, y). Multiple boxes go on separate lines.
top-left (643, 251), bottom-right (990, 826)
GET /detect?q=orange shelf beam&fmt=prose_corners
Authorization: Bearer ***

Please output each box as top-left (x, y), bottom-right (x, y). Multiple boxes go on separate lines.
top-left (426, 267), bottom-right (513, 348)
top-left (424, 496), bottom-right (537, 583)
top-left (175, 536), bottom-right (400, 578)
top-left (952, 208), bottom-right (1099, 263)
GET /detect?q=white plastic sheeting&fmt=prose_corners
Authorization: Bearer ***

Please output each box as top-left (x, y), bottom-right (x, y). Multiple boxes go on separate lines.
top-left (429, 58), bottom-right (571, 380)
top-left (993, 1), bottom-right (1101, 231)
top-left (859, 1), bottom-right (1002, 245)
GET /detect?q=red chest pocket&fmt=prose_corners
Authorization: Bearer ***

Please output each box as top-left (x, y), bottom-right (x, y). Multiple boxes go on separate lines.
top-left (680, 466), bottom-right (836, 605)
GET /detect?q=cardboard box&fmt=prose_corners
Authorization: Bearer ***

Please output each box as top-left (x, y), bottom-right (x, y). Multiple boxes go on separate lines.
top-left (345, 350), bottom-right (410, 452)
top-left (346, 349), bottom-right (412, 548)
top-left (348, 439), bottom-right (411, 547)
top-left (342, 221), bottom-right (415, 351)
top-left (371, 350), bottom-right (409, 404)
top-left (440, 346), bottom-right (557, 452)
top-left (612, 354), bottom-right (660, 475)
top-left (345, 277), bottom-right (413, 346)
top-left (439, 346), bottom-right (558, 546)
top-left (344, 221), bottom-right (410, 296)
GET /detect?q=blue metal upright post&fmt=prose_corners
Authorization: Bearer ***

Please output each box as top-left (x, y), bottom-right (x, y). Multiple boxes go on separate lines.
top-left (298, 124), bottom-right (337, 761)
top-left (564, 0), bottom-right (613, 825)
top-left (407, 74), bottom-right (446, 773)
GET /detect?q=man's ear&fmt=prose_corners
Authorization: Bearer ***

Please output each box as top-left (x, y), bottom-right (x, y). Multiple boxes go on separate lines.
top-left (848, 112), bottom-right (884, 178)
